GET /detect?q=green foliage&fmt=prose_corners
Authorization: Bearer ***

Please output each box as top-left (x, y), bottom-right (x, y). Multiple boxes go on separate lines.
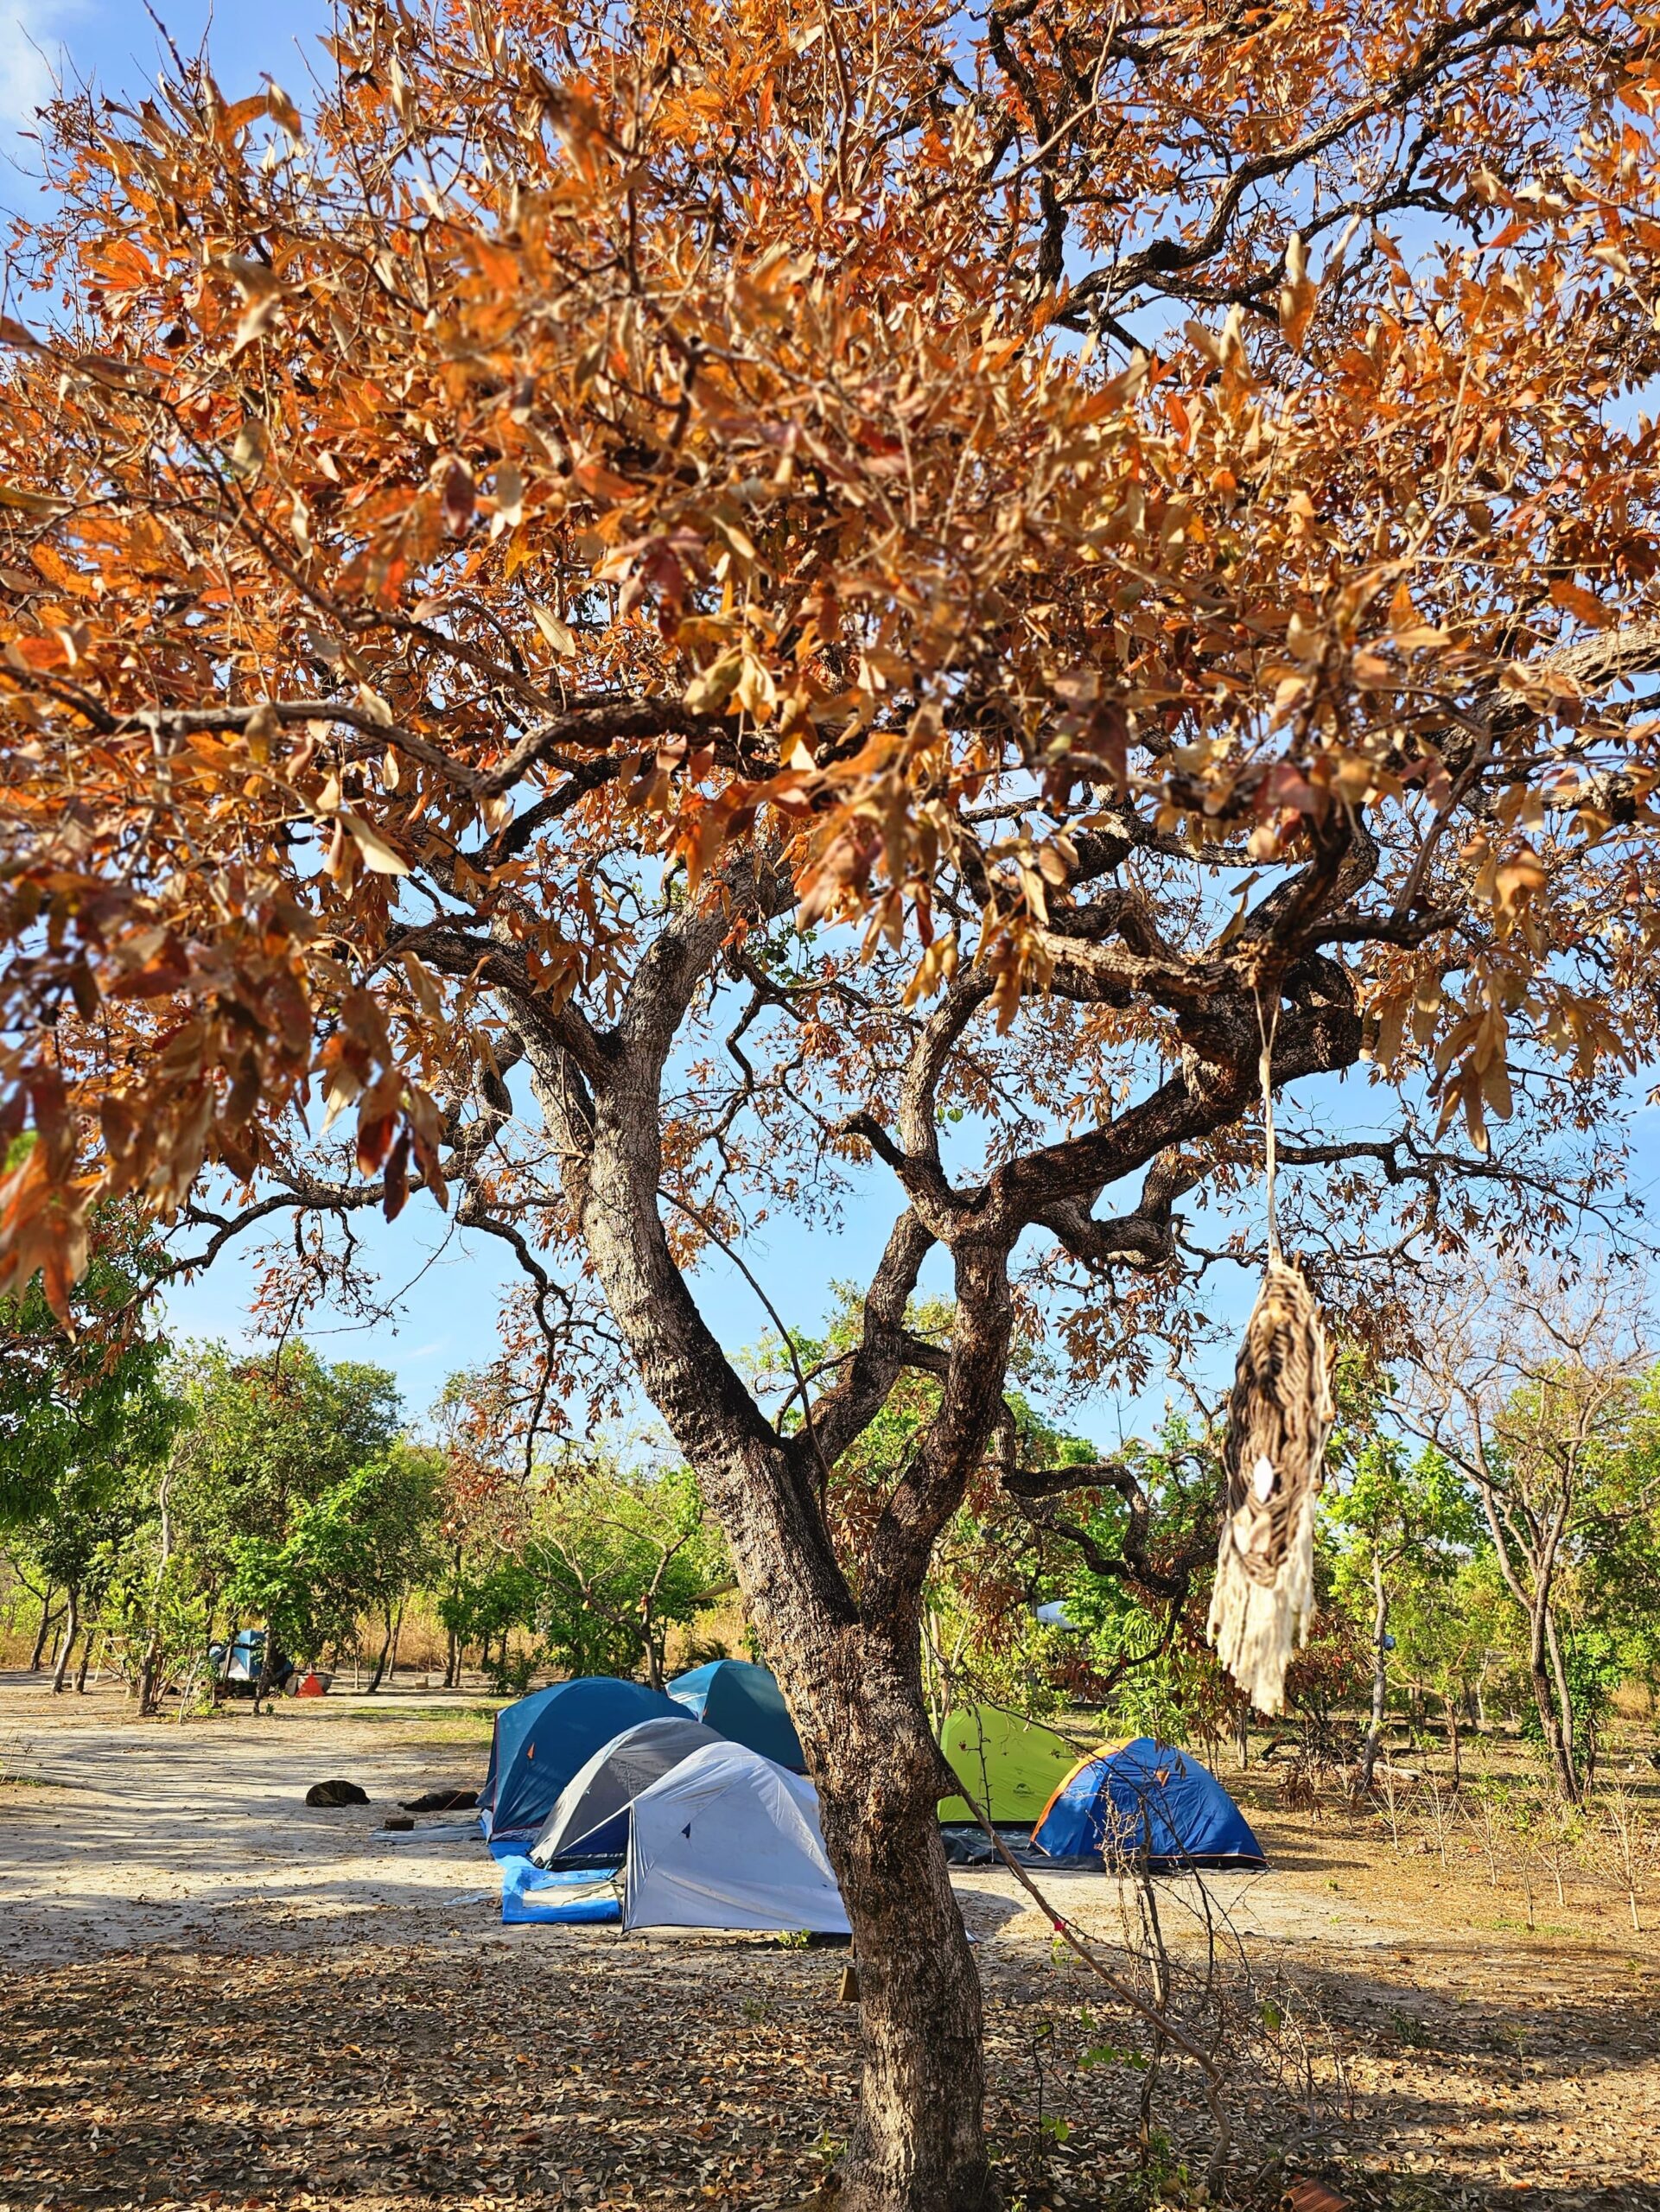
top-left (223, 1445), bottom-right (444, 1668)
top-left (0, 1195), bottom-right (180, 1530)
top-left (1392, 1547), bottom-right (1517, 1716)
top-left (168, 1341), bottom-right (404, 1586)
top-left (1517, 1625), bottom-right (1625, 1758)
top-left (527, 1457), bottom-right (728, 1682)
top-left (1054, 1415), bottom-right (1240, 1745)
top-left (436, 1557), bottom-right (546, 1691)
top-left (430, 1447), bottom-right (728, 1688)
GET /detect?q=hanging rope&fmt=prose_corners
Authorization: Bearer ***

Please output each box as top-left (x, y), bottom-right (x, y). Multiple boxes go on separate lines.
top-left (1256, 988), bottom-right (1282, 1267)
top-left (1206, 982), bottom-right (1334, 1715)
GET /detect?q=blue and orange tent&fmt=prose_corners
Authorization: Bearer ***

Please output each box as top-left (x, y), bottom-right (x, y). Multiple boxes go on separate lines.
top-left (1032, 1738), bottom-right (1266, 1868)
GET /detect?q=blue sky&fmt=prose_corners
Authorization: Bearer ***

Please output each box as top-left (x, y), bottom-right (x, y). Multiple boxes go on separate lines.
top-left (1, 3), bottom-right (329, 191)
top-left (7, 3), bottom-right (1660, 1448)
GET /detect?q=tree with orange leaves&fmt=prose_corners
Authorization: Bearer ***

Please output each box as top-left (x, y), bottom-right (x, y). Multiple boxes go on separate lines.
top-left (6, 3), bottom-right (1660, 2199)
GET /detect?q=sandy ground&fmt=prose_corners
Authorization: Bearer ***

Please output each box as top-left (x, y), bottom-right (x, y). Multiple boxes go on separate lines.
top-left (4, 1675), bottom-right (1660, 2211)
top-left (0, 1677), bottom-right (1416, 1964)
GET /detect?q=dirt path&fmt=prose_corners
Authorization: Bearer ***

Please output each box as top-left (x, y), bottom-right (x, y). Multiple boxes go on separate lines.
top-left (0, 1680), bottom-right (1415, 1964)
top-left (3, 1678), bottom-right (1659, 2209)
top-left (0, 1675), bottom-right (503, 1962)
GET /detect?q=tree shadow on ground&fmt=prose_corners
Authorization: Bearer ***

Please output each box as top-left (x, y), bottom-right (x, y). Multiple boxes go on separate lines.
top-left (2, 1912), bottom-right (1657, 2212)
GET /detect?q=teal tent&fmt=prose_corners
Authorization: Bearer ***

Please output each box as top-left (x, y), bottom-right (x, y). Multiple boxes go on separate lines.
top-left (668, 1659), bottom-right (806, 1771)
top-left (480, 1678), bottom-right (683, 1838)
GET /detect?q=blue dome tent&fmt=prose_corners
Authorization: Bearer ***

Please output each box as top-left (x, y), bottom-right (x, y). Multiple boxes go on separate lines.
top-left (1032, 1739), bottom-right (1266, 1868)
top-left (667, 1659), bottom-right (806, 1771)
top-left (480, 1679), bottom-right (684, 1838)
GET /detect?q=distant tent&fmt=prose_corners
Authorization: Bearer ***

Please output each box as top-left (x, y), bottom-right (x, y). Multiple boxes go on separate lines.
top-left (1032, 1739), bottom-right (1267, 1868)
top-left (937, 1703), bottom-right (1084, 1824)
top-left (528, 1716), bottom-right (724, 1866)
top-left (480, 1678), bottom-right (684, 1838)
top-left (623, 1741), bottom-right (850, 1935)
top-left (668, 1659), bottom-right (806, 1771)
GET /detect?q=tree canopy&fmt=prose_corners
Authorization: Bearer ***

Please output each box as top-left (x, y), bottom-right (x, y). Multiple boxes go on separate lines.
top-left (6, 5), bottom-right (1660, 2206)
top-left (2, 0), bottom-right (1657, 1337)
top-left (0, 1172), bottom-right (178, 1529)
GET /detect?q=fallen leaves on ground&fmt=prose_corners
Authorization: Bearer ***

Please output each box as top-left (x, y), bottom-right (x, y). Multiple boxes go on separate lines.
top-left (2, 1927), bottom-right (1658, 2212)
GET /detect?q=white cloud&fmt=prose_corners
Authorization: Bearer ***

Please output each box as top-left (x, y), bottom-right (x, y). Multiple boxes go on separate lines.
top-left (0, 1), bottom-right (80, 136)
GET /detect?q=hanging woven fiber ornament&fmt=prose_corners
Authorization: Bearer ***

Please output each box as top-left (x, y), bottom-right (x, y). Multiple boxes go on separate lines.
top-left (1207, 992), bottom-right (1336, 1713)
top-left (1207, 1256), bottom-right (1334, 1713)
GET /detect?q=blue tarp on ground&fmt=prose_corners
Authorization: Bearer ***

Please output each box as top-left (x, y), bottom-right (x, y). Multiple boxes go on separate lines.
top-left (1031, 1739), bottom-right (1267, 1868)
top-left (490, 1840), bottom-right (622, 1925)
top-left (480, 1679), bottom-right (684, 1839)
top-left (667, 1659), bottom-right (805, 1771)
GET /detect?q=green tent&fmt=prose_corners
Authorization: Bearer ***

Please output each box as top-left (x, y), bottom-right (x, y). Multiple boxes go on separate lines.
top-left (937, 1703), bottom-right (1086, 1824)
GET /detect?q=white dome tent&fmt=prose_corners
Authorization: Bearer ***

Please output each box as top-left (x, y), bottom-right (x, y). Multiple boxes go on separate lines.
top-left (623, 1740), bottom-right (850, 1936)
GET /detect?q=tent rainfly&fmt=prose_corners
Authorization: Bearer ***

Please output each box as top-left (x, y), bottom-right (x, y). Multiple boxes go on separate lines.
top-left (528, 1715), bottom-right (724, 1865)
top-left (623, 1740), bottom-right (850, 1935)
top-left (480, 1678), bottom-right (684, 1838)
top-left (667, 1658), bottom-right (806, 1770)
top-left (1031, 1739), bottom-right (1268, 1868)
top-left (937, 1702), bottom-right (1083, 1824)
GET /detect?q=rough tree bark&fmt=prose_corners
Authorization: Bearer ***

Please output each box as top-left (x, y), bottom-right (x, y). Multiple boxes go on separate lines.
top-left (1358, 1550), bottom-right (1390, 1796)
top-left (50, 1586), bottom-right (79, 1694)
top-left (28, 1591), bottom-right (55, 1672)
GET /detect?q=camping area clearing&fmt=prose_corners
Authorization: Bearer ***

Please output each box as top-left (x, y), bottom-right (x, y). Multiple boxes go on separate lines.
top-left (3, 1677), bottom-right (1659, 2211)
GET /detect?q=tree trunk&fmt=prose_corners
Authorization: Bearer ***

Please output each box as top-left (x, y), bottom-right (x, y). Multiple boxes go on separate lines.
top-left (138, 1466), bottom-right (175, 1717)
top-left (445, 1626), bottom-right (459, 1690)
top-left (29, 1590), bottom-right (55, 1671)
top-left (366, 1613), bottom-right (394, 1694)
top-left (387, 1600), bottom-right (404, 1683)
top-left (51, 1589), bottom-right (80, 1694)
top-left (786, 1630), bottom-right (995, 2212)
top-left (75, 1630), bottom-right (95, 1694)
top-left (1442, 1694), bottom-right (1462, 1790)
top-left (1529, 1605), bottom-right (1580, 1802)
top-left (1357, 1552), bottom-right (1389, 1794)
top-left (1234, 1705), bottom-right (1250, 1770)
top-left (536, 913), bottom-right (1009, 2212)
top-left (1543, 1605), bottom-right (1579, 1795)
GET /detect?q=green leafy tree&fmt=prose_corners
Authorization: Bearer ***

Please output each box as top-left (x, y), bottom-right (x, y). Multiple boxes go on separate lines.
top-left (527, 1455), bottom-right (729, 1688)
top-left (0, 1173), bottom-right (177, 1525)
top-left (224, 1443), bottom-right (443, 1695)
top-left (1407, 1273), bottom-right (1658, 1802)
top-left (435, 1555), bottom-right (544, 1695)
top-left (0, 1172), bottom-right (182, 1687)
top-left (1325, 1433), bottom-right (1475, 1790)
top-left (169, 1342), bottom-right (402, 1588)
top-left (167, 1342), bottom-right (403, 1700)
top-left (1391, 1548), bottom-right (1514, 1785)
